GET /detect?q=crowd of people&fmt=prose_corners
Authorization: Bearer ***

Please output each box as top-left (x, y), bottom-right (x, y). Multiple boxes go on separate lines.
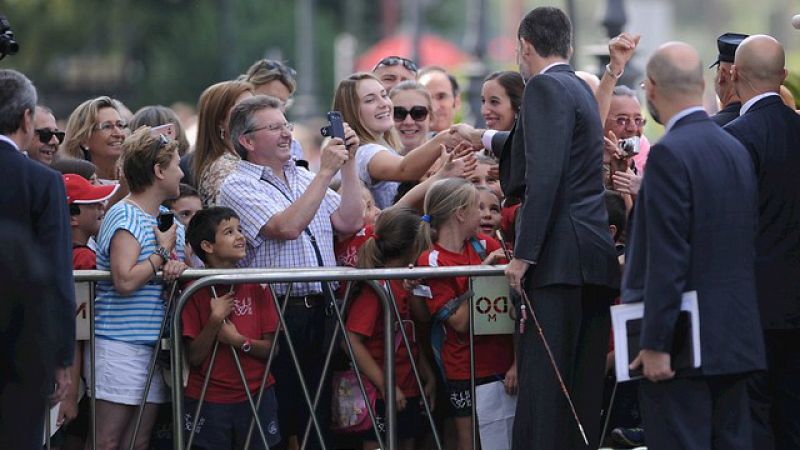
top-left (1, 4), bottom-right (799, 450)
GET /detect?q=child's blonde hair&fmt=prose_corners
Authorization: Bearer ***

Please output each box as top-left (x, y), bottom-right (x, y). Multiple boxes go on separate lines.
top-left (420, 178), bottom-right (479, 248)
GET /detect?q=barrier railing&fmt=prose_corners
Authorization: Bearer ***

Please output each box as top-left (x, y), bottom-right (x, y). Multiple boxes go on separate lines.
top-left (72, 265), bottom-right (507, 450)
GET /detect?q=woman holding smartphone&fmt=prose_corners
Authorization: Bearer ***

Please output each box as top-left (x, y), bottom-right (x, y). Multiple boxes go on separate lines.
top-left (90, 128), bottom-right (188, 450)
top-left (333, 72), bottom-right (460, 209)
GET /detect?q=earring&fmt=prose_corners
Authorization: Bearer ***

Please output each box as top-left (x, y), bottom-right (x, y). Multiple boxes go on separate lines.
top-left (219, 128), bottom-right (225, 140)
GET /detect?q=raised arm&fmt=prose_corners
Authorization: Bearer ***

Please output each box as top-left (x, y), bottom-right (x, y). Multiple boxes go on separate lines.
top-left (331, 125), bottom-right (366, 234)
top-left (367, 130), bottom-right (457, 182)
top-left (597, 32), bottom-right (640, 123)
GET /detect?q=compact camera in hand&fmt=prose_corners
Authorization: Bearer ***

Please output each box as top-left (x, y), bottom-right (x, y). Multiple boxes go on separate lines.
top-left (618, 136), bottom-right (641, 157)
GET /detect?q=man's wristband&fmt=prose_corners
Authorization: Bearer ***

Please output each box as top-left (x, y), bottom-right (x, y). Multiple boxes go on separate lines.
top-left (606, 63), bottom-right (624, 79)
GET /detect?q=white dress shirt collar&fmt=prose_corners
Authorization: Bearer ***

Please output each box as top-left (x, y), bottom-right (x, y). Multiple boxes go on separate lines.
top-left (739, 92), bottom-right (780, 116)
top-left (539, 61), bottom-right (570, 74)
top-left (665, 106), bottom-right (706, 133)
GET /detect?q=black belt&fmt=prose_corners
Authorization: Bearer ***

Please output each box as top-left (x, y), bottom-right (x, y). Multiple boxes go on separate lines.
top-left (281, 293), bottom-right (325, 308)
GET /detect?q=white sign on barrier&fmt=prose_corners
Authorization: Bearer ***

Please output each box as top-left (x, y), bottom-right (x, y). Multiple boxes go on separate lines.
top-left (470, 276), bottom-right (515, 335)
top-left (75, 282), bottom-right (92, 341)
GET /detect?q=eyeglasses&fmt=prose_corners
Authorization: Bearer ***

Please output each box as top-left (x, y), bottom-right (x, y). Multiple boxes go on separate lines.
top-left (393, 105), bottom-right (429, 121)
top-left (254, 59), bottom-right (297, 80)
top-left (612, 116), bottom-right (647, 128)
top-left (34, 128), bottom-right (65, 144)
top-left (95, 120), bottom-right (129, 133)
top-left (373, 56), bottom-right (418, 73)
top-left (246, 122), bottom-right (294, 134)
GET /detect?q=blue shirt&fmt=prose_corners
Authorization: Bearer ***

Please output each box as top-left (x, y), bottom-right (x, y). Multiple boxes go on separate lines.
top-left (95, 201), bottom-right (185, 345)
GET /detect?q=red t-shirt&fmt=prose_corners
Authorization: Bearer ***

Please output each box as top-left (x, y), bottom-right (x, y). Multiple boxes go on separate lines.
top-left (73, 246), bottom-right (96, 270)
top-left (182, 283), bottom-right (278, 403)
top-left (346, 280), bottom-right (420, 397)
top-left (335, 226), bottom-right (374, 268)
top-left (416, 234), bottom-right (514, 380)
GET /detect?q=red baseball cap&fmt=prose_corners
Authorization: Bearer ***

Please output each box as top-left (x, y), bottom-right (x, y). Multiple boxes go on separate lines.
top-left (63, 174), bottom-right (119, 205)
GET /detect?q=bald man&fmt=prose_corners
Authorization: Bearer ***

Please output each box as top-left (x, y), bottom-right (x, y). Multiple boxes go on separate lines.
top-left (724, 35), bottom-right (800, 450)
top-left (622, 42), bottom-right (765, 450)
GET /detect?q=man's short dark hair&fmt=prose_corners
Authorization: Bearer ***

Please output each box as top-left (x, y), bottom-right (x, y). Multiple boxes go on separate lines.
top-left (186, 206), bottom-right (240, 264)
top-left (0, 69), bottom-right (37, 135)
top-left (229, 95), bottom-right (283, 160)
top-left (518, 6), bottom-right (572, 59)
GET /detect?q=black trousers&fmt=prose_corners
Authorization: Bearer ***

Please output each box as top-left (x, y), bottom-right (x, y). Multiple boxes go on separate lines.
top-left (511, 284), bottom-right (613, 450)
top-left (749, 329), bottom-right (800, 450)
top-left (272, 303), bottom-right (330, 450)
top-left (639, 374), bottom-right (753, 450)
top-left (0, 381), bottom-right (46, 450)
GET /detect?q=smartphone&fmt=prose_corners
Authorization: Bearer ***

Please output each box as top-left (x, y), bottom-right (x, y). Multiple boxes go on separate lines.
top-left (327, 111), bottom-right (345, 141)
top-left (149, 123), bottom-right (176, 140)
top-left (157, 212), bottom-right (174, 232)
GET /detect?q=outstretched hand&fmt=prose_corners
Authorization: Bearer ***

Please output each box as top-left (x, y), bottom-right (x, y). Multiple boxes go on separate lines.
top-left (609, 32), bottom-right (641, 74)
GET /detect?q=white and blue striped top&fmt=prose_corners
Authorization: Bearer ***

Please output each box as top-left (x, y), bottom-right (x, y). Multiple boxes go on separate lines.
top-left (95, 202), bottom-right (185, 345)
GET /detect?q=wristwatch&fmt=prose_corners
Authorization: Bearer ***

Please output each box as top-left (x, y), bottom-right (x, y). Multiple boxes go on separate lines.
top-left (154, 246), bottom-right (170, 262)
top-left (241, 338), bottom-right (252, 353)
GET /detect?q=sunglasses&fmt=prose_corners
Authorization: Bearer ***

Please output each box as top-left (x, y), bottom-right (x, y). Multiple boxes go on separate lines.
top-left (256, 59), bottom-right (297, 79)
top-left (393, 106), bottom-right (429, 122)
top-left (373, 56), bottom-right (418, 73)
top-left (35, 128), bottom-right (65, 144)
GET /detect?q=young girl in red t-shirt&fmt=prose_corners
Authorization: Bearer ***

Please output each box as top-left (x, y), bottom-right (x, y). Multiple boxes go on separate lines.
top-left (415, 178), bottom-right (515, 450)
top-left (345, 206), bottom-right (437, 450)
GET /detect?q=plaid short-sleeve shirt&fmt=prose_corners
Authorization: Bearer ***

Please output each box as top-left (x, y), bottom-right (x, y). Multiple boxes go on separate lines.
top-left (219, 160), bottom-right (341, 295)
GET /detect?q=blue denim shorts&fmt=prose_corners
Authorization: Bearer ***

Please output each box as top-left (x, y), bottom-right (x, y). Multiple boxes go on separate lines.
top-left (184, 386), bottom-right (281, 450)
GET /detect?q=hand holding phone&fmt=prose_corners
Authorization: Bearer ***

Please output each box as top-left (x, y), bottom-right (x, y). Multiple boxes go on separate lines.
top-left (157, 212), bottom-right (174, 232)
top-left (320, 111), bottom-right (345, 141)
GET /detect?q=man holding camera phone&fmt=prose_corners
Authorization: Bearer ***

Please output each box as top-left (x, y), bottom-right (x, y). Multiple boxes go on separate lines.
top-left (219, 95), bottom-right (363, 448)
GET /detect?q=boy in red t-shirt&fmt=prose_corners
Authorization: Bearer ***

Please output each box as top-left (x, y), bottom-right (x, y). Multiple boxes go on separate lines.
top-left (183, 207), bottom-right (281, 449)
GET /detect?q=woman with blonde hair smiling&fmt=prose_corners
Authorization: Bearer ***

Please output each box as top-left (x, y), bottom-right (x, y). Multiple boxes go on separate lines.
top-left (62, 96), bottom-right (128, 184)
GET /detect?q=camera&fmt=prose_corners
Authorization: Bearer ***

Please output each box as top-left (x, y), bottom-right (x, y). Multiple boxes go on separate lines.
top-left (0, 16), bottom-right (19, 60)
top-left (618, 136), bottom-right (641, 157)
top-left (320, 111), bottom-right (345, 140)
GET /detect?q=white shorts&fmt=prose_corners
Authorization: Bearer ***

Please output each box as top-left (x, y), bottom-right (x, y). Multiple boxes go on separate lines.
top-left (83, 338), bottom-right (170, 405)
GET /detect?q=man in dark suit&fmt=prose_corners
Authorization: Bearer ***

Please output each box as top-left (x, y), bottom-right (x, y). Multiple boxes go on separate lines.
top-left (623, 42), bottom-right (766, 450)
top-left (481, 7), bottom-right (619, 449)
top-left (724, 34), bottom-right (800, 450)
top-left (710, 33), bottom-right (748, 126)
top-left (0, 69), bottom-right (76, 449)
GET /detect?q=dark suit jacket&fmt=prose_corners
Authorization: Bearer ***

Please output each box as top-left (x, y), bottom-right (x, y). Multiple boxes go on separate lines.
top-left (0, 140), bottom-right (75, 389)
top-left (494, 64), bottom-right (618, 289)
top-left (725, 95), bottom-right (800, 329)
top-left (622, 111), bottom-right (766, 376)
top-left (710, 101), bottom-right (742, 127)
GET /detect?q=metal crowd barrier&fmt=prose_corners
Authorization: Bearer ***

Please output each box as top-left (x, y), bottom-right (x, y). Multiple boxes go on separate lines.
top-left (70, 265), bottom-right (507, 450)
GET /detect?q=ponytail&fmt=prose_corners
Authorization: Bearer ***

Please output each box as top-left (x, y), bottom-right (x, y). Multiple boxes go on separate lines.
top-left (356, 205), bottom-right (425, 268)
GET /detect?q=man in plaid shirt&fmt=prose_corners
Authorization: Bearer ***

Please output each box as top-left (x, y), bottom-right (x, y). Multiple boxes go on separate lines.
top-left (220, 95), bottom-right (363, 448)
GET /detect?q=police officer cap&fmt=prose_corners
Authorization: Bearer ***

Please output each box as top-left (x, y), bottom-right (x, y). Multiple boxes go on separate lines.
top-left (710, 33), bottom-right (749, 68)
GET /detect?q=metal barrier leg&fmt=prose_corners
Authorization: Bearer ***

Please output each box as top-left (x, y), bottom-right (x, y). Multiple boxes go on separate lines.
top-left (365, 279), bottom-right (397, 450)
top-left (89, 281), bottom-right (97, 450)
top-left (469, 296), bottom-right (478, 450)
top-left (229, 346), bottom-right (271, 449)
top-left (128, 282), bottom-right (178, 450)
top-left (384, 284), bottom-right (443, 450)
top-left (242, 284), bottom-right (292, 450)
top-left (300, 280), bottom-right (387, 450)
top-left (267, 283), bottom-right (328, 449)
top-left (184, 338), bottom-right (220, 450)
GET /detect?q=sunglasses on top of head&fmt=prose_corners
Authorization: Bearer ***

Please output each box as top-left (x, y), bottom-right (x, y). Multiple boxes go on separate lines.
top-left (34, 128), bottom-right (65, 144)
top-left (373, 56), bottom-right (418, 73)
top-left (258, 59), bottom-right (297, 79)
